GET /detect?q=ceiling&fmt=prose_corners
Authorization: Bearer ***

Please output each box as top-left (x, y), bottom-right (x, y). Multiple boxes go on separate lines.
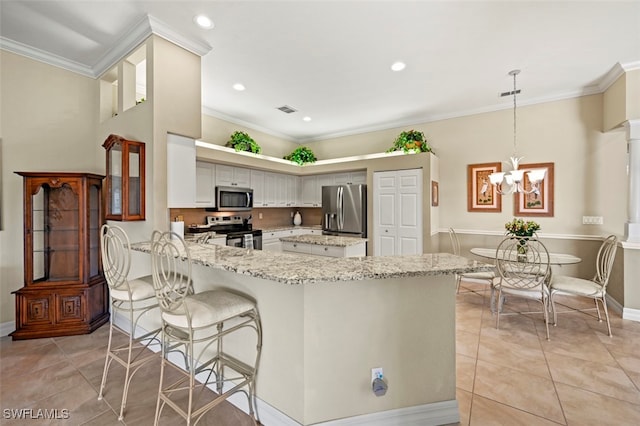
top-left (1, 1), bottom-right (639, 143)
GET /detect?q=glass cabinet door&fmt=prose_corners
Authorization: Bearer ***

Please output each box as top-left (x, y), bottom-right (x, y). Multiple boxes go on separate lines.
top-left (31, 181), bottom-right (80, 283)
top-left (103, 134), bottom-right (145, 221)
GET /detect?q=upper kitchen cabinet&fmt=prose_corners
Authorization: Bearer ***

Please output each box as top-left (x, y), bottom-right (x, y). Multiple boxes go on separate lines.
top-left (103, 134), bottom-right (145, 221)
top-left (250, 170), bottom-right (265, 207)
top-left (167, 134), bottom-right (196, 208)
top-left (301, 174), bottom-right (333, 207)
top-left (195, 161), bottom-right (216, 207)
top-left (216, 165), bottom-right (251, 187)
top-left (333, 171), bottom-right (366, 185)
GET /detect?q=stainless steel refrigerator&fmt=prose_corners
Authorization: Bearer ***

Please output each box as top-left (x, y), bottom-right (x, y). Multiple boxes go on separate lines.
top-left (322, 184), bottom-right (367, 237)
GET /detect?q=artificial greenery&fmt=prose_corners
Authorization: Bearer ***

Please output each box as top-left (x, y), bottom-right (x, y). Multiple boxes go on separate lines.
top-left (386, 129), bottom-right (431, 154)
top-left (226, 131), bottom-right (262, 154)
top-left (505, 218), bottom-right (541, 237)
top-left (284, 146), bottom-right (317, 165)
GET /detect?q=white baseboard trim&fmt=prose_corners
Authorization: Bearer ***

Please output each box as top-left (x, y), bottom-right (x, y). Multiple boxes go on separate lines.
top-left (314, 400), bottom-right (459, 426)
top-left (623, 307), bottom-right (640, 322)
top-left (0, 321), bottom-right (15, 337)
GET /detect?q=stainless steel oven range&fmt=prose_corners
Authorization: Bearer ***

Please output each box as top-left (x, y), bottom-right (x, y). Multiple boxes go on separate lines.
top-left (188, 215), bottom-right (262, 250)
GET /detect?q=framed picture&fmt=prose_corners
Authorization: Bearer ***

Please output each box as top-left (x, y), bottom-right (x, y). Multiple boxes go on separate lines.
top-left (514, 162), bottom-right (554, 217)
top-left (467, 162), bottom-right (501, 212)
top-left (431, 181), bottom-right (439, 207)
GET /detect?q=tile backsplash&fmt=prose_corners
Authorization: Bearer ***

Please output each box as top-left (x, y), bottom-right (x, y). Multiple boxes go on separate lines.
top-left (168, 207), bottom-right (322, 229)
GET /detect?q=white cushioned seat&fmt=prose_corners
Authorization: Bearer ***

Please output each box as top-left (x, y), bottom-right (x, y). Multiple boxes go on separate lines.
top-left (162, 290), bottom-right (256, 329)
top-left (109, 275), bottom-right (155, 301)
top-left (550, 275), bottom-right (603, 297)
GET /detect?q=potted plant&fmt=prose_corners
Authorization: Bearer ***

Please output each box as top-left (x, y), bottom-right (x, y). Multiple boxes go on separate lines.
top-left (226, 131), bottom-right (261, 154)
top-left (284, 146), bottom-right (317, 165)
top-left (505, 218), bottom-right (541, 254)
top-left (387, 129), bottom-right (431, 154)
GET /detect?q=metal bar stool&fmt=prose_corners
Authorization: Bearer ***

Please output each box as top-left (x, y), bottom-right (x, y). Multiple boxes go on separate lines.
top-left (98, 224), bottom-right (162, 420)
top-left (150, 231), bottom-right (263, 425)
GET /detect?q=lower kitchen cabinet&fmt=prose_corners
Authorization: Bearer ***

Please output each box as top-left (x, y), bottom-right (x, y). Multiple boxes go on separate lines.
top-left (282, 241), bottom-right (366, 257)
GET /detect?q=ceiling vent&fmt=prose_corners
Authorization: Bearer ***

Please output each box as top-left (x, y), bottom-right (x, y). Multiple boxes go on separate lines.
top-left (276, 105), bottom-right (298, 114)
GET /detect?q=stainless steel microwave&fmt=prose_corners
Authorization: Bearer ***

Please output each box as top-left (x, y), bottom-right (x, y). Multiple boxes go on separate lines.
top-left (215, 186), bottom-right (253, 211)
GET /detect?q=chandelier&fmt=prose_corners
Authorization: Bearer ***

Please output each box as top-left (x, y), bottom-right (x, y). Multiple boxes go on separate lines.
top-left (489, 70), bottom-right (546, 194)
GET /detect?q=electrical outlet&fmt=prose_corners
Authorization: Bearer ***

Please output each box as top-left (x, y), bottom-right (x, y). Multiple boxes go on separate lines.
top-left (258, 213), bottom-right (263, 219)
top-left (583, 216), bottom-right (603, 225)
top-left (371, 367), bottom-right (383, 382)
top-left (290, 211), bottom-right (294, 218)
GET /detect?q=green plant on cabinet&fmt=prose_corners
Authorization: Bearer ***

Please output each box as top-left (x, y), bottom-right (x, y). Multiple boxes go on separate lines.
top-left (387, 129), bottom-right (431, 154)
top-left (284, 146), bottom-right (317, 165)
top-left (226, 131), bottom-right (262, 154)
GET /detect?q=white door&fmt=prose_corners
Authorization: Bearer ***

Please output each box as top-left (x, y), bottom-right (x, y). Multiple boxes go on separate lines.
top-left (373, 169), bottom-right (422, 256)
top-left (397, 169), bottom-right (422, 255)
top-left (373, 172), bottom-right (397, 256)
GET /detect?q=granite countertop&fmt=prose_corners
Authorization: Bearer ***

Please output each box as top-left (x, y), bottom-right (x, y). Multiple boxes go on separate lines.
top-left (132, 241), bottom-right (493, 285)
top-left (280, 234), bottom-right (367, 247)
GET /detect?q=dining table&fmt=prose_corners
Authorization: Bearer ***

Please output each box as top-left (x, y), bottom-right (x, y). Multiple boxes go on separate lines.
top-left (470, 247), bottom-right (582, 265)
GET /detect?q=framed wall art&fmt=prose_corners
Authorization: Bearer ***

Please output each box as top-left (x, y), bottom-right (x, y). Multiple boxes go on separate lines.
top-left (431, 181), bottom-right (439, 207)
top-left (467, 162), bottom-right (501, 212)
top-left (514, 162), bottom-right (554, 217)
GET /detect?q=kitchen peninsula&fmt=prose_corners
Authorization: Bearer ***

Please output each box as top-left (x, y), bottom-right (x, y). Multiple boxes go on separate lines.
top-left (132, 241), bottom-right (492, 425)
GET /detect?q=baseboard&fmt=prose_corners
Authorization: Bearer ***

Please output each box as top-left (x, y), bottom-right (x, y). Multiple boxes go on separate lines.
top-left (0, 321), bottom-right (15, 337)
top-left (314, 400), bottom-right (459, 426)
top-left (623, 307), bottom-right (640, 322)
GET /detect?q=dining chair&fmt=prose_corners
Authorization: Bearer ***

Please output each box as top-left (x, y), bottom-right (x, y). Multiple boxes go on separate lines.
top-left (549, 234), bottom-right (618, 336)
top-left (448, 228), bottom-right (496, 294)
top-left (494, 236), bottom-right (552, 340)
top-left (150, 230), bottom-right (263, 425)
top-left (98, 224), bottom-right (162, 421)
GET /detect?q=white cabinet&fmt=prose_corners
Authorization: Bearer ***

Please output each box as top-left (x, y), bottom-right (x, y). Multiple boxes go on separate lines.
top-left (373, 168), bottom-right (423, 256)
top-left (195, 161), bottom-right (215, 207)
top-left (216, 164), bottom-right (251, 187)
top-left (262, 230), bottom-right (284, 252)
top-left (301, 174), bottom-right (333, 207)
top-left (301, 176), bottom-right (318, 207)
top-left (281, 241), bottom-right (366, 257)
top-left (334, 171), bottom-right (366, 185)
top-left (167, 134), bottom-right (196, 207)
top-left (286, 175), bottom-right (299, 207)
top-left (251, 170), bottom-right (265, 206)
top-left (275, 174), bottom-right (287, 207)
top-left (263, 172), bottom-right (277, 207)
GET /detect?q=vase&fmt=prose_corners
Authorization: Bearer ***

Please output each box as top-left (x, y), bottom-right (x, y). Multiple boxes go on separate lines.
top-left (293, 211), bottom-right (302, 226)
top-left (516, 239), bottom-right (528, 262)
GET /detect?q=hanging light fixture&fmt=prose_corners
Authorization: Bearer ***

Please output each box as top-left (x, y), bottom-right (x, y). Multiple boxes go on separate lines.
top-left (489, 70), bottom-right (546, 194)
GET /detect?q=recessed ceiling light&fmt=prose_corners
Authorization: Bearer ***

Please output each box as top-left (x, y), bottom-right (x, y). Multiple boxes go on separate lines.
top-left (303, 116), bottom-right (311, 122)
top-left (194, 14), bottom-right (214, 29)
top-left (232, 83), bottom-right (246, 91)
top-left (391, 61), bottom-right (406, 72)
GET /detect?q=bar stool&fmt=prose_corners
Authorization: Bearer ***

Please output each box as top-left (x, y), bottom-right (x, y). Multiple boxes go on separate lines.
top-left (98, 224), bottom-right (162, 421)
top-left (150, 231), bottom-right (263, 425)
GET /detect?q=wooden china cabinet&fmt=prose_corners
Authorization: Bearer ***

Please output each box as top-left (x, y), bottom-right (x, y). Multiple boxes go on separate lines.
top-left (11, 172), bottom-right (109, 340)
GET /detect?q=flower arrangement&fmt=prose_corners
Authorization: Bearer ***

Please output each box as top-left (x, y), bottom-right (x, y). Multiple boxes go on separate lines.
top-left (283, 146), bottom-right (317, 165)
top-left (226, 131), bottom-right (262, 154)
top-left (387, 129), bottom-right (432, 154)
top-left (505, 218), bottom-right (540, 237)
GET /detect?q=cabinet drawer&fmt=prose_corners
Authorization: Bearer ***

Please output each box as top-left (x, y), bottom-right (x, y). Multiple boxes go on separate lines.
top-left (311, 245), bottom-right (345, 257)
top-left (282, 241), bottom-right (312, 254)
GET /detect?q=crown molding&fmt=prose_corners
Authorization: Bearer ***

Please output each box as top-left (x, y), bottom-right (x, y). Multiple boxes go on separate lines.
top-left (92, 14), bottom-right (211, 78)
top-left (0, 37), bottom-right (94, 77)
top-left (597, 60), bottom-right (640, 92)
top-left (201, 106), bottom-right (297, 142)
top-left (1, 14), bottom-right (211, 79)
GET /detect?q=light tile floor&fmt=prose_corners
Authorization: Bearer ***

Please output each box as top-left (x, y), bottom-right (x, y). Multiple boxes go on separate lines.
top-left (1, 283), bottom-right (639, 425)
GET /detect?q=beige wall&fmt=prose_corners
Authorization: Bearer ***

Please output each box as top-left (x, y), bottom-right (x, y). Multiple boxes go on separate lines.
top-left (0, 51), bottom-right (101, 323)
top-left (201, 114), bottom-right (298, 159)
